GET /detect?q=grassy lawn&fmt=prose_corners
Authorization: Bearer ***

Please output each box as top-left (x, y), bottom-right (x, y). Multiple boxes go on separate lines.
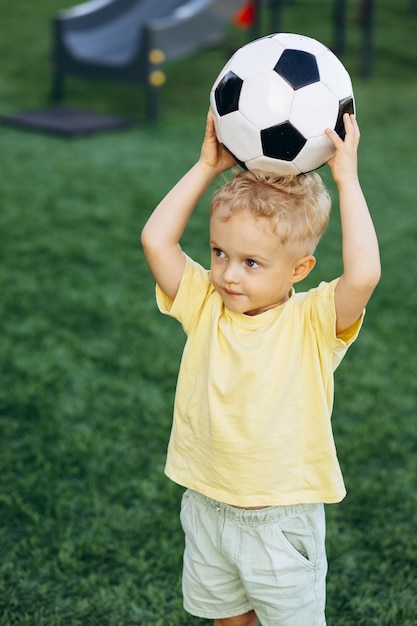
top-left (0, 0), bottom-right (416, 624)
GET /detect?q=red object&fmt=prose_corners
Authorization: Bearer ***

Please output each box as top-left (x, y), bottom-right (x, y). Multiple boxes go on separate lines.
top-left (233, 1), bottom-right (256, 28)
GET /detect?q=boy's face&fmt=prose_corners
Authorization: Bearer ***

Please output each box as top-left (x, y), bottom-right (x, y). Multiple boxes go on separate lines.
top-left (209, 210), bottom-right (301, 316)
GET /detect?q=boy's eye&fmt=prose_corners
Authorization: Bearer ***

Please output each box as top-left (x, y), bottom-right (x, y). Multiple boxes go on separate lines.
top-left (246, 258), bottom-right (259, 268)
top-left (213, 247), bottom-right (225, 258)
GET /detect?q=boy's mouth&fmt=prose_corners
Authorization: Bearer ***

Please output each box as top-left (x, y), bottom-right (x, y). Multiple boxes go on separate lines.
top-left (223, 288), bottom-right (243, 296)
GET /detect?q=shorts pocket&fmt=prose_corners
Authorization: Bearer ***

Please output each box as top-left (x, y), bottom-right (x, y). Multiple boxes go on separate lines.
top-left (269, 508), bottom-right (320, 569)
top-left (180, 489), bottom-right (194, 535)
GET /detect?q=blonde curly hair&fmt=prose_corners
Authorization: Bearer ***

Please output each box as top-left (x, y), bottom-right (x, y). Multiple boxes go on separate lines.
top-left (210, 170), bottom-right (331, 257)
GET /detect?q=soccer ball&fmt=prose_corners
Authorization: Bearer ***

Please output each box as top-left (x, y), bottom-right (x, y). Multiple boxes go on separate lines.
top-left (210, 33), bottom-right (355, 176)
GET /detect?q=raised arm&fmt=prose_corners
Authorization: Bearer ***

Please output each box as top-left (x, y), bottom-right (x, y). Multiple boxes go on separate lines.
top-left (141, 110), bottom-right (236, 301)
top-left (326, 114), bottom-right (381, 335)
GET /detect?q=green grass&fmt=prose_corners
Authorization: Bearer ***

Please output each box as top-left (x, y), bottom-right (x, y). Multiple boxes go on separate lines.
top-left (0, 0), bottom-right (417, 624)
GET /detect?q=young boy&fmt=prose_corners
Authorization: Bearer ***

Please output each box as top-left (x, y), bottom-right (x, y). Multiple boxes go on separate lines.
top-left (141, 110), bottom-right (380, 626)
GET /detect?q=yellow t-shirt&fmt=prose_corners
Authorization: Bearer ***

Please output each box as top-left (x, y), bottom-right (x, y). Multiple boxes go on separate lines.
top-left (156, 256), bottom-right (363, 507)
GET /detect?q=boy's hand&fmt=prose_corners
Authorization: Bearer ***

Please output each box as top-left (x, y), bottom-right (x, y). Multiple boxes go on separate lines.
top-left (199, 108), bottom-right (237, 175)
top-left (325, 113), bottom-right (360, 186)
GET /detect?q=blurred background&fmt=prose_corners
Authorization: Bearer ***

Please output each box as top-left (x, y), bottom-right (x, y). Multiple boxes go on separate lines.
top-left (0, 1), bottom-right (416, 624)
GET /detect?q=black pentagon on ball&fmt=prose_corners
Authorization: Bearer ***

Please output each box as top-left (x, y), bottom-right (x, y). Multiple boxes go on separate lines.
top-left (274, 49), bottom-right (320, 90)
top-left (215, 71), bottom-right (243, 116)
top-left (334, 96), bottom-right (355, 139)
top-left (261, 122), bottom-right (307, 161)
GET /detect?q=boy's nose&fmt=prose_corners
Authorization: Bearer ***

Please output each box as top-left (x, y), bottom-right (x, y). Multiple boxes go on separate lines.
top-left (223, 262), bottom-right (240, 284)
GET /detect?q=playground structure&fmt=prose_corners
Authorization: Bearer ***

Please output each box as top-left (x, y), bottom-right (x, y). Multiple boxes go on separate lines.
top-left (50, 0), bottom-right (383, 123)
top-left (51, 0), bottom-right (245, 120)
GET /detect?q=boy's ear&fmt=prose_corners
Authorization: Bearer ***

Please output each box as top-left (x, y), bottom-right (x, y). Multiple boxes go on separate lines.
top-left (291, 255), bottom-right (316, 284)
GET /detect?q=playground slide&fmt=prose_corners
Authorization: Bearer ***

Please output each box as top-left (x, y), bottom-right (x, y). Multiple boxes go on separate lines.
top-left (52, 0), bottom-right (245, 118)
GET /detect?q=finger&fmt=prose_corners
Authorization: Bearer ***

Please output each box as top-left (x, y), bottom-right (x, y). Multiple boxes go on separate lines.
top-left (343, 113), bottom-right (360, 146)
top-left (325, 126), bottom-right (343, 148)
top-left (345, 113), bottom-right (360, 134)
top-left (204, 109), bottom-right (216, 139)
top-left (350, 114), bottom-right (360, 139)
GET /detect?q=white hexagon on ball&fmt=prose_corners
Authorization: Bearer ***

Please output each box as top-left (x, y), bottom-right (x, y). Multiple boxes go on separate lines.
top-left (223, 37), bottom-right (285, 81)
top-left (239, 72), bottom-right (294, 130)
top-left (247, 154), bottom-right (300, 176)
top-left (293, 135), bottom-right (335, 173)
top-left (316, 49), bottom-right (353, 99)
top-left (271, 32), bottom-right (325, 58)
top-left (218, 111), bottom-right (263, 163)
top-left (290, 82), bottom-right (339, 138)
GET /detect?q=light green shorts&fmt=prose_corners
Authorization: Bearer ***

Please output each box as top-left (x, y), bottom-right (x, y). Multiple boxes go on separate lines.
top-left (180, 489), bottom-right (327, 625)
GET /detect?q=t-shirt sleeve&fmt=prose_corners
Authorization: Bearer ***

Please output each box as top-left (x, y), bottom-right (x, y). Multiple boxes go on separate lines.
top-left (155, 256), bottom-right (212, 334)
top-left (336, 315), bottom-right (364, 344)
top-left (310, 278), bottom-right (364, 369)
